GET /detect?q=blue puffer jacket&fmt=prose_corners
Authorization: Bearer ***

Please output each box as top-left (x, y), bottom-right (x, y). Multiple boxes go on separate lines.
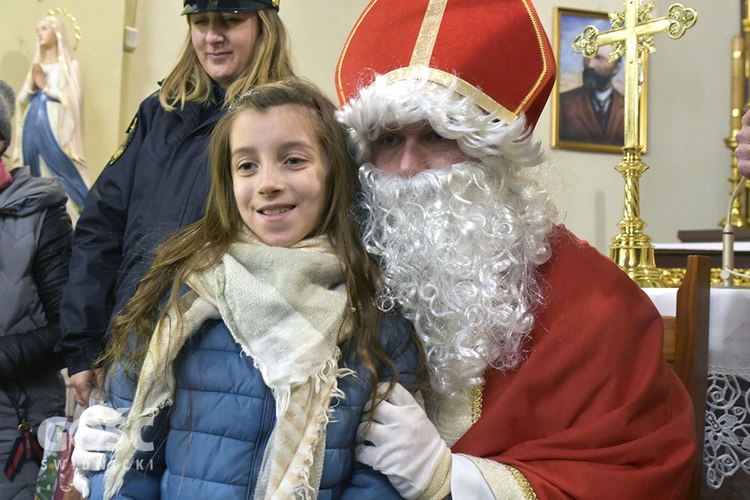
top-left (89, 313), bottom-right (419, 499)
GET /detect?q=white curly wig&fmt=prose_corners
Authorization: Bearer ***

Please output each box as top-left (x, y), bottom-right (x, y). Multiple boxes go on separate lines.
top-left (337, 73), bottom-right (546, 169)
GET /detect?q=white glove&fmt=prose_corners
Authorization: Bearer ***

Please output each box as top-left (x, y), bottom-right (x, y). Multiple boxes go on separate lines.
top-left (71, 405), bottom-right (125, 498)
top-left (72, 468), bottom-right (92, 500)
top-left (357, 383), bottom-right (451, 499)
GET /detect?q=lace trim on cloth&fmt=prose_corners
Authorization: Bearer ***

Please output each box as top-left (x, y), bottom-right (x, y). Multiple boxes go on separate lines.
top-left (704, 372), bottom-right (750, 490)
top-left (461, 456), bottom-right (537, 500)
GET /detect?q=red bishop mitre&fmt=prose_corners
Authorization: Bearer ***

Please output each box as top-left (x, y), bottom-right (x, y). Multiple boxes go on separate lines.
top-left (335, 0), bottom-right (556, 129)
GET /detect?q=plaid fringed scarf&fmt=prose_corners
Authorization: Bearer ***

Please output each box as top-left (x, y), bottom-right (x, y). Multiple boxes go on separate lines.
top-left (104, 236), bottom-right (350, 499)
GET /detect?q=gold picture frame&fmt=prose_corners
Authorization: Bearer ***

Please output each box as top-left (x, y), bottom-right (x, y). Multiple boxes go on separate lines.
top-left (551, 7), bottom-right (648, 154)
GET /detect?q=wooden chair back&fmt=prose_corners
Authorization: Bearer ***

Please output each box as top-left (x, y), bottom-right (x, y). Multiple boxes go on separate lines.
top-left (661, 254), bottom-right (711, 499)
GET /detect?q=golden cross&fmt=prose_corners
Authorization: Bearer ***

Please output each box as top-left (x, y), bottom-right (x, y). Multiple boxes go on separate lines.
top-left (573, 1), bottom-right (697, 149)
top-left (571, 1), bottom-right (697, 287)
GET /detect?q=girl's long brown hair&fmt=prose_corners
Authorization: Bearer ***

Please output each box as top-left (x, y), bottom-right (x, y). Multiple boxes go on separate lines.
top-left (98, 78), bottom-right (398, 405)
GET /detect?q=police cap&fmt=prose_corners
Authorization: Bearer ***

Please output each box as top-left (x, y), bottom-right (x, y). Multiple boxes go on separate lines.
top-left (182, 0), bottom-right (279, 15)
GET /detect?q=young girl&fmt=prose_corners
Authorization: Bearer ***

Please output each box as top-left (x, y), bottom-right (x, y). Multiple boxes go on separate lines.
top-left (82, 78), bottom-right (419, 499)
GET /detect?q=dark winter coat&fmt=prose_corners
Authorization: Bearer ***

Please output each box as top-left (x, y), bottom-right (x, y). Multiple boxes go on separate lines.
top-left (0, 167), bottom-right (70, 499)
top-left (58, 87), bottom-right (226, 375)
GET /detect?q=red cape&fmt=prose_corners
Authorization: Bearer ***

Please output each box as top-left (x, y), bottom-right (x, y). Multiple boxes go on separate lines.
top-left (452, 227), bottom-right (695, 499)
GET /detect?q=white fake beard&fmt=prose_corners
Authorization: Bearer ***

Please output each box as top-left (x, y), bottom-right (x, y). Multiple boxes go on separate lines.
top-left (358, 161), bottom-right (552, 397)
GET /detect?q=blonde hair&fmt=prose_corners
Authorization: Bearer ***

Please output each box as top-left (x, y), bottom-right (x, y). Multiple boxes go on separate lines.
top-left (158, 8), bottom-right (295, 110)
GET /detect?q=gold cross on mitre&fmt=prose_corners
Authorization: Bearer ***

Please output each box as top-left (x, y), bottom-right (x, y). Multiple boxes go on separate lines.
top-left (572, 1), bottom-right (697, 287)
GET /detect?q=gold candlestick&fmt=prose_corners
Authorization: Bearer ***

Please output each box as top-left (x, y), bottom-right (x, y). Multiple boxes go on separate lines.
top-left (743, 3), bottom-right (750, 226)
top-left (732, 35), bottom-right (744, 128)
top-left (724, 35), bottom-right (746, 228)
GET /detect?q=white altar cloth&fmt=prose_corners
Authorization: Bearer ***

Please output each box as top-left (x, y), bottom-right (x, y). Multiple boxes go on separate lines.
top-left (643, 286), bottom-right (750, 490)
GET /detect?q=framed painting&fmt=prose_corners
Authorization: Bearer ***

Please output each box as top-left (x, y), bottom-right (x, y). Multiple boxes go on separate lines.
top-left (551, 7), bottom-right (648, 153)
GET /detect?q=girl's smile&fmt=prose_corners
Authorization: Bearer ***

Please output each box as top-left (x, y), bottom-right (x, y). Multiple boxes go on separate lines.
top-left (230, 105), bottom-right (329, 247)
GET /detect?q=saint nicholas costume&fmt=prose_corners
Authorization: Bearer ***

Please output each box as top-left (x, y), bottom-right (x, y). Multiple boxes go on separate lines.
top-left (335, 1), bottom-right (696, 498)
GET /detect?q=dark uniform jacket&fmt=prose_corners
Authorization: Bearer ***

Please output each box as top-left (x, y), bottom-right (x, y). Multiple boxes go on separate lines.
top-left (0, 167), bottom-right (70, 499)
top-left (58, 86), bottom-right (226, 375)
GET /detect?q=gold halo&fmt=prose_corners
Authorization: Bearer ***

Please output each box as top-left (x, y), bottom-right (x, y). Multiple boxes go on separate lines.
top-left (48, 7), bottom-right (82, 51)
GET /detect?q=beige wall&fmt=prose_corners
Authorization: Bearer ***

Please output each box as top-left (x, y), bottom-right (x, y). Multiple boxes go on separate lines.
top-left (2, 0), bottom-right (739, 254)
top-left (118, 0), bottom-right (184, 133)
top-left (1, 0), bottom-right (126, 177)
top-left (280, 1), bottom-right (368, 101)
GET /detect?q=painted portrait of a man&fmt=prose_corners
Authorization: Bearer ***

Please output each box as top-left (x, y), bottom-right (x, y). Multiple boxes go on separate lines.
top-left (552, 8), bottom-right (646, 153)
top-left (559, 45), bottom-right (624, 145)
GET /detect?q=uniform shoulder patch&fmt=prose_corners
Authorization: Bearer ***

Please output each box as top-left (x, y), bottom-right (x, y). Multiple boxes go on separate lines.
top-left (109, 116), bottom-right (138, 166)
